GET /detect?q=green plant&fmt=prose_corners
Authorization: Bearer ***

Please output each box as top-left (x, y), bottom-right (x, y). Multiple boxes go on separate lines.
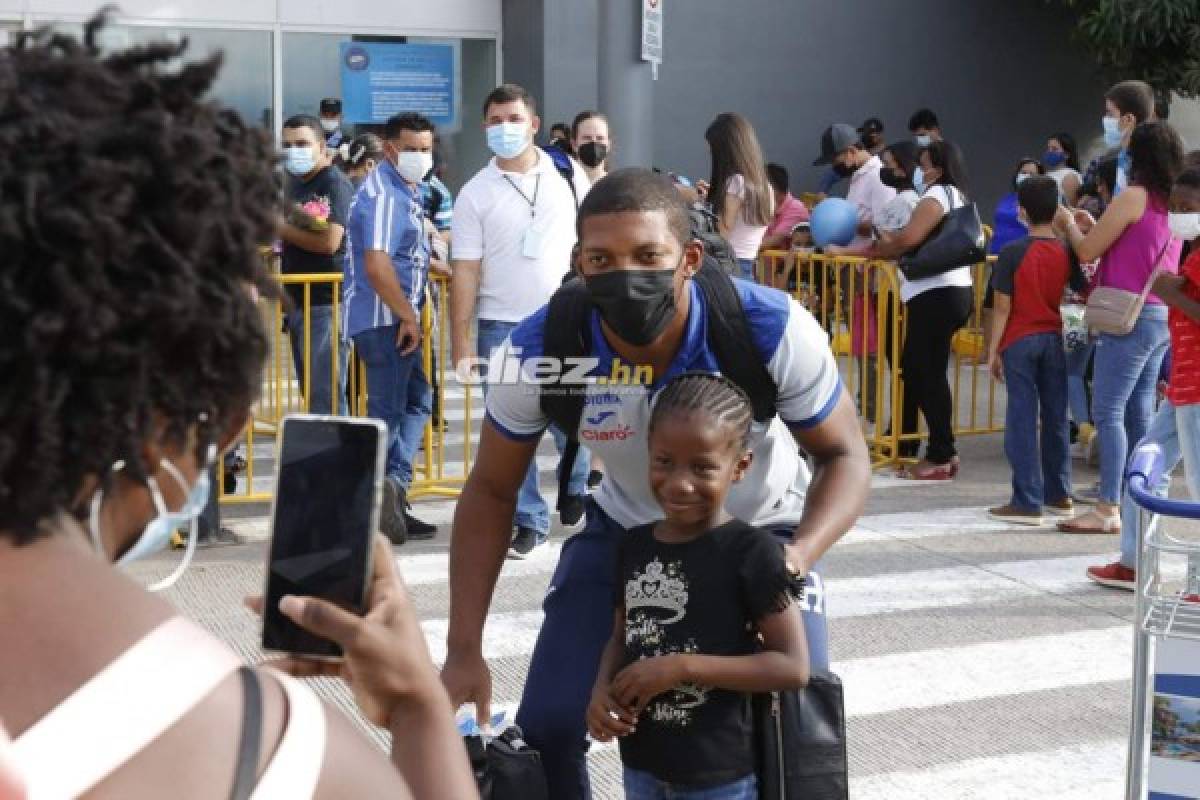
top-left (1051, 0), bottom-right (1200, 99)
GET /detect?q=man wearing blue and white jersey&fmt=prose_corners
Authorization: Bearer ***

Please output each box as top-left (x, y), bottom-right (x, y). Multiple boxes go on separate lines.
top-left (420, 173), bottom-right (455, 237)
top-left (344, 112), bottom-right (436, 545)
top-left (442, 168), bottom-right (871, 799)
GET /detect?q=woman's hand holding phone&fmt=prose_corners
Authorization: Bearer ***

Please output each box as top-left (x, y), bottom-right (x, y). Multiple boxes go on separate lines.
top-left (247, 533), bottom-right (450, 728)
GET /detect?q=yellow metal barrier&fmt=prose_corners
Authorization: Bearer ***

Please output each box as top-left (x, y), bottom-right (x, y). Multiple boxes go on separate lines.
top-left (756, 250), bottom-right (1004, 467)
top-left (221, 271), bottom-right (471, 505)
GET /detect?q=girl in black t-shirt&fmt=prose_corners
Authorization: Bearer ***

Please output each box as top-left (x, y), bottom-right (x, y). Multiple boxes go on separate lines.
top-left (586, 372), bottom-right (809, 798)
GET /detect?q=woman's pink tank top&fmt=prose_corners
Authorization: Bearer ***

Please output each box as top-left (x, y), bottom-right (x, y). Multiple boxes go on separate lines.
top-left (1096, 193), bottom-right (1181, 305)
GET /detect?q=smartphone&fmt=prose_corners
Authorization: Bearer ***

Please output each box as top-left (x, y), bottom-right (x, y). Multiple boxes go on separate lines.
top-left (262, 414), bottom-right (386, 658)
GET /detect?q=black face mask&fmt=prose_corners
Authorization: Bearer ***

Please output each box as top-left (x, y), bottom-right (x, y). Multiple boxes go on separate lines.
top-left (879, 168), bottom-right (908, 190)
top-left (578, 141), bottom-right (609, 168)
top-left (585, 267), bottom-right (679, 346)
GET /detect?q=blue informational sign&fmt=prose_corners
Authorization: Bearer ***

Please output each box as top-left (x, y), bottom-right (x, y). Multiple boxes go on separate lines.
top-left (340, 42), bottom-right (457, 129)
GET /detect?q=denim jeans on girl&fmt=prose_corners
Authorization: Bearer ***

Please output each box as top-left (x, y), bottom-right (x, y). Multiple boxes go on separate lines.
top-left (1065, 338), bottom-right (1095, 425)
top-left (477, 318), bottom-right (589, 539)
top-left (1001, 332), bottom-right (1071, 510)
top-left (623, 768), bottom-right (758, 800)
top-left (1092, 306), bottom-right (1169, 504)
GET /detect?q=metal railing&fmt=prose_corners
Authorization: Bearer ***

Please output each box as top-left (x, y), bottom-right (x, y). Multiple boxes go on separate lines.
top-left (756, 250), bottom-right (1004, 467)
top-left (221, 271), bottom-right (471, 504)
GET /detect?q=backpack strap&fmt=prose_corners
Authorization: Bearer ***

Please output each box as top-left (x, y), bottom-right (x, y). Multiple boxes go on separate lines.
top-left (540, 277), bottom-right (593, 511)
top-left (539, 145), bottom-right (579, 210)
top-left (694, 261), bottom-right (778, 424)
top-left (13, 617), bottom-right (242, 799)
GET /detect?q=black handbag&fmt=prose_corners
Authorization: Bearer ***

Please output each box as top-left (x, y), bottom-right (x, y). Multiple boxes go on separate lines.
top-left (754, 671), bottom-right (849, 800)
top-left (464, 725), bottom-right (549, 800)
top-left (898, 184), bottom-right (986, 281)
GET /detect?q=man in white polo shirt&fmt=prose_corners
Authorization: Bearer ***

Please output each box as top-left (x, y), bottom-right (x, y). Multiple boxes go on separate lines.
top-left (813, 123), bottom-right (896, 250)
top-left (450, 83), bottom-right (592, 558)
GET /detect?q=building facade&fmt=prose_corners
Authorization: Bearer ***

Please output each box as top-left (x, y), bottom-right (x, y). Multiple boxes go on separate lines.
top-left (10, 0), bottom-right (1199, 211)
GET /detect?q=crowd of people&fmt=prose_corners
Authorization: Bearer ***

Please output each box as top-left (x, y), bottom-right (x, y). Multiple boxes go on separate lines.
top-left (4, 13), bottom-right (1200, 800)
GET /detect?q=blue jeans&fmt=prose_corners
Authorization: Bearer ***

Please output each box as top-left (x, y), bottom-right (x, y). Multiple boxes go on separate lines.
top-left (736, 257), bottom-right (756, 281)
top-left (1119, 402), bottom-right (1200, 568)
top-left (1065, 338), bottom-right (1095, 425)
top-left (1092, 307), bottom-right (1169, 503)
top-left (1001, 333), bottom-right (1071, 510)
top-left (477, 318), bottom-right (589, 537)
top-left (516, 500), bottom-right (829, 800)
top-left (352, 324), bottom-right (432, 487)
top-left (623, 768), bottom-right (757, 799)
top-left (285, 306), bottom-right (348, 416)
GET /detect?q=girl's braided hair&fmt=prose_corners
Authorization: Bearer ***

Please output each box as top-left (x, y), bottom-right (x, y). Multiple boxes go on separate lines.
top-left (0, 13), bottom-right (280, 542)
top-left (649, 372), bottom-right (755, 450)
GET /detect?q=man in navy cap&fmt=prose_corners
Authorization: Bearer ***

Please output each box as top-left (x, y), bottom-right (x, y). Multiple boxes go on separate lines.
top-left (319, 97), bottom-right (345, 149)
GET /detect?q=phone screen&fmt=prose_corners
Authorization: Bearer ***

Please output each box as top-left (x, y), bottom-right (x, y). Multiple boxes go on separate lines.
top-left (262, 416), bottom-right (384, 657)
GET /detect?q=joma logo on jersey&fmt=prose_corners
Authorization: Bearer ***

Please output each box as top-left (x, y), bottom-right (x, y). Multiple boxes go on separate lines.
top-left (458, 347), bottom-right (653, 387)
top-left (581, 423), bottom-right (634, 442)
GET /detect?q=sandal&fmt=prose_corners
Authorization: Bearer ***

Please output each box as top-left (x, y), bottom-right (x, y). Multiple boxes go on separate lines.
top-left (896, 458), bottom-right (958, 481)
top-left (1056, 510), bottom-right (1120, 534)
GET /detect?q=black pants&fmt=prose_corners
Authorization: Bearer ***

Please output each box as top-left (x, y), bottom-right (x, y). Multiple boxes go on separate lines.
top-left (900, 286), bottom-right (973, 464)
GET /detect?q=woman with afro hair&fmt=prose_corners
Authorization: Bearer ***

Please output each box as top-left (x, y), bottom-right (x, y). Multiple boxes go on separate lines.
top-left (0, 14), bottom-right (476, 799)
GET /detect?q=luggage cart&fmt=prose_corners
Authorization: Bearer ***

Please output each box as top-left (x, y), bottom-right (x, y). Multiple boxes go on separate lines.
top-left (1126, 443), bottom-right (1200, 800)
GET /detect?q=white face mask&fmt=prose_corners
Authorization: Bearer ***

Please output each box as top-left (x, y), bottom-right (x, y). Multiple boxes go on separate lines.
top-left (1169, 212), bottom-right (1200, 242)
top-left (89, 444), bottom-right (216, 591)
top-left (915, 134), bottom-right (932, 148)
top-left (320, 117), bottom-right (340, 133)
top-left (395, 151), bottom-right (434, 184)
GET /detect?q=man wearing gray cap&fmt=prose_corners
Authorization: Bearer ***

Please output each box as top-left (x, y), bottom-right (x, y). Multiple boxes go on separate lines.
top-left (813, 123), bottom-right (895, 250)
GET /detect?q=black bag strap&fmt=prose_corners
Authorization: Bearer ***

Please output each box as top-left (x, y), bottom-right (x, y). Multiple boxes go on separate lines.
top-left (541, 277), bottom-right (594, 511)
top-left (694, 260), bottom-right (778, 424)
top-left (229, 667), bottom-right (263, 800)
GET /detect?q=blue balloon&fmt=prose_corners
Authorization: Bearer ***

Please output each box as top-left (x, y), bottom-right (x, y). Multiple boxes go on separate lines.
top-left (809, 197), bottom-right (860, 247)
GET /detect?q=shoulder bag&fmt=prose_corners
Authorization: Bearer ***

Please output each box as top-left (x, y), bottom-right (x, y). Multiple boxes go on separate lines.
top-left (755, 670), bottom-right (848, 800)
top-left (1085, 240), bottom-right (1172, 336)
top-left (898, 185), bottom-right (986, 282)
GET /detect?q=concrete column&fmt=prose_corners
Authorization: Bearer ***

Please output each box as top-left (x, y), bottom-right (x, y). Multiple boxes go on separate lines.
top-left (598, 0), bottom-right (654, 169)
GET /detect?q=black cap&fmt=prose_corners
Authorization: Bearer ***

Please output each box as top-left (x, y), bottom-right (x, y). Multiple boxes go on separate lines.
top-left (319, 97), bottom-right (342, 115)
top-left (813, 123), bottom-right (859, 166)
top-left (858, 117), bottom-right (884, 136)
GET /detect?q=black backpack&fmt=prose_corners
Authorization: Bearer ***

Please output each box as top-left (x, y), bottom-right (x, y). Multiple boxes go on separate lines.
top-left (540, 258), bottom-right (778, 510)
top-left (688, 205), bottom-right (740, 276)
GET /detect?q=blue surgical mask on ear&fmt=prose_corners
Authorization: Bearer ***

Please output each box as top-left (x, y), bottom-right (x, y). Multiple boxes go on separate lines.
top-left (90, 444), bottom-right (216, 591)
top-left (285, 146), bottom-right (317, 176)
top-left (913, 166), bottom-right (927, 195)
top-left (1043, 150), bottom-right (1067, 169)
top-left (1102, 116), bottom-right (1123, 148)
top-left (486, 122), bottom-right (530, 160)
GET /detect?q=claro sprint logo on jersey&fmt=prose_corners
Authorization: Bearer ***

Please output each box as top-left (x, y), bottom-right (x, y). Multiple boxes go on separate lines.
top-left (581, 422), bottom-right (634, 442)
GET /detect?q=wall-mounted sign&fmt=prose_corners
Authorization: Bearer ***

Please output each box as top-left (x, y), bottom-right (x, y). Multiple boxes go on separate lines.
top-left (340, 42), bottom-right (456, 129)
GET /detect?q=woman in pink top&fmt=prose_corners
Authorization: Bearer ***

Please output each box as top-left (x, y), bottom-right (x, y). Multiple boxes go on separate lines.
top-left (1054, 121), bottom-right (1184, 533)
top-left (0, 19), bottom-right (476, 799)
top-left (700, 113), bottom-right (774, 280)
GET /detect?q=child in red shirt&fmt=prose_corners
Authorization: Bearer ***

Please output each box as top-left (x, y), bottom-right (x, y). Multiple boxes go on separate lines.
top-left (986, 176), bottom-right (1086, 525)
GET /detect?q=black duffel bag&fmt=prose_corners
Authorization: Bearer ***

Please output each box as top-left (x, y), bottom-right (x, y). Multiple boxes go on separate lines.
top-left (898, 184), bottom-right (986, 282)
top-left (464, 725), bottom-right (549, 800)
top-left (755, 670), bottom-right (848, 800)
